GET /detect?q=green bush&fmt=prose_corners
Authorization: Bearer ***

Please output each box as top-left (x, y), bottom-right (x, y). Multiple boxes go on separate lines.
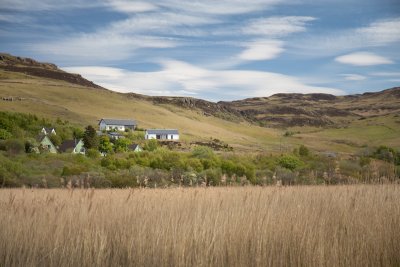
top-left (144, 139), bottom-right (158, 151)
top-left (278, 155), bottom-right (303, 171)
top-left (86, 148), bottom-right (100, 159)
top-left (200, 168), bottom-right (222, 186)
top-left (0, 129), bottom-right (12, 140)
top-left (299, 145), bottom-right (310, 157)
top-left (5, 139), bottom-right (25, 155)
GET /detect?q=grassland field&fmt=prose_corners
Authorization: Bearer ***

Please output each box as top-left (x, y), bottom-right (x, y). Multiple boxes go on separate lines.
top-left (1, 70), bottom-right (400, 154)
top-left (1, 185), bottom-right (399, 266)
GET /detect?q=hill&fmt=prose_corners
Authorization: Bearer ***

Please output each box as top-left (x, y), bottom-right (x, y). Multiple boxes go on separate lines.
top-left (0, 53), bottom-right (399, 153)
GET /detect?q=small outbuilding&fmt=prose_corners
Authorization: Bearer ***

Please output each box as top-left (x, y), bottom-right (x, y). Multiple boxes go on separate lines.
top-left (145, 129), bottom-right (179, 140)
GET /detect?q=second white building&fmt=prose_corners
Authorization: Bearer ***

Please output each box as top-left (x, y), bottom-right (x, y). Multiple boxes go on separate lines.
top-left (145, 129), bottom-right (179, 140)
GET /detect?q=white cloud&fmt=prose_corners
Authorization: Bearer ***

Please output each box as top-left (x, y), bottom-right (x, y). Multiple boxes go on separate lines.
top-left (335, 52), bottom-right (394, 66)
top-left (239, 40), bottom-right (284, 61)
top-left (0, 0), bottom-right (102, 11)
top-left (107, 1), bottom-right (158, 13)
top-left (293, 17), bottom-right (400, 56)
top-left (370, 72), bottom-right (400, 77)
top-left (110, 12), bottom-right (219, 35)
top-left (341, 74), bottom-right (367, 81)
top-left (0, 0), bottom-right (284, 15)
top-left (32, 34), bottom-right (177, 63)
top-left (355, 18), bottom-right (400, 46)
top-left (28, 10), bottom-right (221, 63)
top-left (62, 60), bottom-right (344, 101)
top-left (243, 16), bottom-right (316, 37)
top-left (156, 0), bottom-right (284, 15)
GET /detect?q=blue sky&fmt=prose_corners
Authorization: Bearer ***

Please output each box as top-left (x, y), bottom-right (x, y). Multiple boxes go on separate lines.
top-left (0, 0), bottom-right (399, 101)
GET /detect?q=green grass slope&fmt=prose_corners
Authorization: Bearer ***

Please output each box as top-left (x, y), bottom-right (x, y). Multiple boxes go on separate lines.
top-left (1, 68), bottom-right (399, 154)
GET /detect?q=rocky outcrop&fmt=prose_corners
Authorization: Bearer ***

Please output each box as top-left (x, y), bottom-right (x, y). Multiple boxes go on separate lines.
top-left (0, 53), bottom-right (104, 89)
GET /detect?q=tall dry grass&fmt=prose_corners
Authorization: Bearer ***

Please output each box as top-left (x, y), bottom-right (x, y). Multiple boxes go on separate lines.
top-left (1, 186), bottom-right (399, 266)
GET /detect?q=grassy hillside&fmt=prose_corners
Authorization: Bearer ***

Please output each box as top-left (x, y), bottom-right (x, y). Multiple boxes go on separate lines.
top-left (0, 70), bottom-right (282, 151)
top-left (1, 63), bottom-right (399, 153)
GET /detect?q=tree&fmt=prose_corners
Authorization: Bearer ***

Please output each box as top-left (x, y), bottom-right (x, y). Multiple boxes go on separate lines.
top-left (114, 138), bottom-right (131, 153)
top-left (83, 125), bottom-right (99, 149)
top-left (73, 128), bottom-right (84, 139)
top-left (99, 136), bottom-right (113, 154)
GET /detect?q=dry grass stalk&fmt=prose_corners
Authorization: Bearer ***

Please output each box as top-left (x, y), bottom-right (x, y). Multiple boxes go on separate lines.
top-left (0, 185), bottom-right (399, 266)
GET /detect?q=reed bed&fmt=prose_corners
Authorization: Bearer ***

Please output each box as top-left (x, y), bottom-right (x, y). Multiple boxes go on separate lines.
top-left (1, 185), bottom-right (399, 266)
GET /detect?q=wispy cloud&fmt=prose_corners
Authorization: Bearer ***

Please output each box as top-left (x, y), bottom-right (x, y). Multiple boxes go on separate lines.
top-left (335, 52), bottom-right (394, 66)
top-left (63, 60), bottom-right (344, 101)
top-left (341, 74), bottom-right (367, 81)
top-left (155, 0), bottom-right (284, 15)
top-left (242, 16), bottom-right (316, 37)
top-left (238, 40), bottom-right (284, 61)
top-left (370, 72), bottom-right (400, 77)
top-left (0, 0), bottom-right (102, 11)
top-left (31, 34), bottom-right (178, 63)
top-left (106, 1), bottom-right (158, 13)
top-left (293, 17), bottom-right (400, 56)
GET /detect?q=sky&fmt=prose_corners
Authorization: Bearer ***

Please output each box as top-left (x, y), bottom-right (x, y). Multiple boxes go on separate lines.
top-left (0, 0), bottom-right (399, 101)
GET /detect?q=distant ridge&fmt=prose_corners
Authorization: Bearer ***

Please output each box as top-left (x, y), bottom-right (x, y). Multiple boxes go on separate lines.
top-left (1, 52), bottom-right (399, 127)
top-left (0, 53), bottom-right (104, 90)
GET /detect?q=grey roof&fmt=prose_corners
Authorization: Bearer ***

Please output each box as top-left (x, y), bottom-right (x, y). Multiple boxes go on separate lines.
top-left (108, 132), bottom-right (124, 136)
top-left (146, 129), bottom-right (179, 135)
top-left (99, 118), bottom-right (137, 126)
top-left (129, 144), bottom-right (141, 150)
top-left (59, 139), bottom-right (80, 152)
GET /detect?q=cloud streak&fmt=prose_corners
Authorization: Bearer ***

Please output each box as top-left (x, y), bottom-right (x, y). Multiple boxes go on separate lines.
top-left (63, 60), bottom-right (344, 101)
top-left (238, 40), bottom-right (284, 61)
top-left (242, 16), bottom-right (316, 37)
top-left (335, 52), bottom-right (394, 66)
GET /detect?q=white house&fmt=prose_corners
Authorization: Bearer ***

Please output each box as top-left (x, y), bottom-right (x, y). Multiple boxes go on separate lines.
top-left (99, 118), bottom-right (137, 132)
top-left (145, 129), bottom-right (179, 140)
top-left (41, 127), bottom-right (56, 135)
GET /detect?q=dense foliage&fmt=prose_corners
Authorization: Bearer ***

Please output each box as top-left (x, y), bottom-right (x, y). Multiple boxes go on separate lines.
top-left (0, 111), bottom-right (399, 188)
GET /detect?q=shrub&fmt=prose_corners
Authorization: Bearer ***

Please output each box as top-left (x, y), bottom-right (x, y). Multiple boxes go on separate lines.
top-left (299, 145), bottom-right (310, 157)
top-left (192, 146), bottom-right (214, 159)
top-left (5, 139), bottom-right (25, 155)
top-left (200, 168), bottom-right (222, 186)
top-left (144, 139), bottom-right (158, 151)
top-left (86, 148), bottom-right (100, 159)
top-left (278, 155), bottom-right (303, 171)
top-left (0, 129), bottom-right (12, 140)
top-left (185, 158), bottom-right (203, 172)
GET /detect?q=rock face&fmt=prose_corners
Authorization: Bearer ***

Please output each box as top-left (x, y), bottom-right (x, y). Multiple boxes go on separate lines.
top-left (0, 53), bottom-right (104, 89)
